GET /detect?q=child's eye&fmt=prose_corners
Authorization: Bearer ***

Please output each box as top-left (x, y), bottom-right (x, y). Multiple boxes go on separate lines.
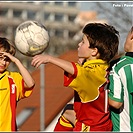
top-left (0, 57), bottom-right (3, 60)
top-left (0, 56), bottom-right (10, 62)
top-left (4, 57), bottom-right (10, 62)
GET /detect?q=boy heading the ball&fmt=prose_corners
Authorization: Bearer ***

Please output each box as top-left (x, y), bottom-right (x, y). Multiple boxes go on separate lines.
top-left (0, 37), bottom-right (35, 131)
top-left (31, 23), bottom-right (119, 131)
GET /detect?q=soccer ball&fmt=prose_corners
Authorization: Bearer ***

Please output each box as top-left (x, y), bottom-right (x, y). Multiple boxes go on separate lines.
top-left (15, 20), bottom-right (50, 56)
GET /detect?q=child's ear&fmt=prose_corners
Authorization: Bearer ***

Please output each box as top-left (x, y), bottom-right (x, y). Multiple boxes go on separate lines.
top-left (131, 32), bottom-right (133, 40)
top-left (91, 48), bottom-right (98, 56)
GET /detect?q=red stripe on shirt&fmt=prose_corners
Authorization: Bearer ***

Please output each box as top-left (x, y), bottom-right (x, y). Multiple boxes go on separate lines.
top-left (64, 62), bottom-right (78, 86)
top-left (8, 77), bottom-right (17, 131)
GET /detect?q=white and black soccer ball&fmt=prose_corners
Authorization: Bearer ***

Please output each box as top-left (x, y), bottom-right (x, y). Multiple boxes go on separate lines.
top-left (15, 20), bottom-right (49, 56)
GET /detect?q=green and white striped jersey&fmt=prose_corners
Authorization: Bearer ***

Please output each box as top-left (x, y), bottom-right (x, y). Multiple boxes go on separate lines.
top-left (108, 54), bottom-right (133, 131)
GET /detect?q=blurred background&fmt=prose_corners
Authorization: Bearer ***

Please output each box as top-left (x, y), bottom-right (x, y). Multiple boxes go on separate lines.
top-left (0, 1), bottom-right (132, 131)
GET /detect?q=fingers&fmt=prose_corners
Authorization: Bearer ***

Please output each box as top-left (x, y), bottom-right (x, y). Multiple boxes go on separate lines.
top-left (0, 52), bottom-right (11, 62)
top-left (0, 52), bottom-right (9, 58)
top-left (31, 56), bottom-right (38, 67)
top-left (31, 56), bottom-right (42, 68)
top-left (31, 60), bottom-right (39, 68)
top-left (31, 54), bottom-right (48, 68)
top-left (31, 60), bottom-right (42, 68)
top-left (0, 52), bottom-right (10, 57)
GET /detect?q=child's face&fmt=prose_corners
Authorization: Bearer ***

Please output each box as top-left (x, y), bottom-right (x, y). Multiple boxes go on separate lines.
top-left (124, 29), bottom-right (133, 52)
top-left (78, 34), bottom-right (93, 59)
top-left (0, 48), bottom-right (10, 74)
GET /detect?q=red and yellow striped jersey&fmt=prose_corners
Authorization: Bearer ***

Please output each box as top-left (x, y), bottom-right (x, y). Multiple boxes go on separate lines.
top-left (0, 71), bottom-right (33, 131)
top-left (64, 59), bottom-right (112, 131)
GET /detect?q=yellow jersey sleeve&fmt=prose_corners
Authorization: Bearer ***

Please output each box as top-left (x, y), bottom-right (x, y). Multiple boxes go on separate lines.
top-left (64, 60), bottom-right (108, 103)
top-left (10, 72), bottom-right (33, 100)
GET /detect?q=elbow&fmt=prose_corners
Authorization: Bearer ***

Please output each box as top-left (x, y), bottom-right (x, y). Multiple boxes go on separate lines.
top-left (109, 98), bottom-right (123, 109)
top-left (25, 79), bottom-right (35, 89)
top-left (110, 103), bottom-right (122, 109)
top-left (30, 80), bottom-right (35, 88)
top-left (30, 82), bottom-right (35, 89)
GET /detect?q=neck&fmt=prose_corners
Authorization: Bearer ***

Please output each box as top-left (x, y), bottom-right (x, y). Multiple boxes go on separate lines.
top-left (0, 70), bottom-right (6, 76)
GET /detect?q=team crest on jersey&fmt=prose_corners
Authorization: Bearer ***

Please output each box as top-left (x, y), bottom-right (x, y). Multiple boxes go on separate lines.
top-left (82, 123), bottom-right (90, 132)
top-left (11, 84), bottom-right (16, 94)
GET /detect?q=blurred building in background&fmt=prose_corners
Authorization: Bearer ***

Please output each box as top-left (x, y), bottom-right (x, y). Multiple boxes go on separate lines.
top-left (0, 2), bottom-right (107, 71)
top-left (0, 2), bottom-right (80, 41)
top-left (0, 2), bottom-right (108, 131)
top-left (0, 1), bottom-right (107, 71)
top-left (0, 1), bottom-right (80, 71)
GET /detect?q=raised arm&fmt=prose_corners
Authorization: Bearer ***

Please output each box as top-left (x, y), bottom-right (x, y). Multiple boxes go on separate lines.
top-left (31, 54), bottom-right (75, 75)
top-left (2, 52), bottom-right (35, 89)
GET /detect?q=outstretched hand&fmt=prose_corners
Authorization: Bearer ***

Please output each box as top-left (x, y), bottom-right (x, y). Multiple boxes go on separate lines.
top-left (31, 54), bottom-right (50, 68)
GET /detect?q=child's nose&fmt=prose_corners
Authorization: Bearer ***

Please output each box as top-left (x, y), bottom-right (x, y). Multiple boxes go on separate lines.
top-left (78, 42), bottom-right (81, 47)
top-left (1, 58), bottom-right (6, 65)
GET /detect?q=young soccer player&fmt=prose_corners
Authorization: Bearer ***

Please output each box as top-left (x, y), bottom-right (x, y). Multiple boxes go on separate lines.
top-left (31, 23), bottom-right (119, 131)
top-left (54, 58), bottom-right (85, 131)
top-left (0, 37), bottom-right (35, 131)
top-left (108, 26), bottom-right (133, 131)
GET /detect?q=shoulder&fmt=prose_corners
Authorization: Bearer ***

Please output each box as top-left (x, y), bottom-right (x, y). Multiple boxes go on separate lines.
top-left (115, 56), bottom-right (132, 68)
top-left (7, 71), bottom-right (22, 79)
top-left (110, 56), bottom-right (132, 73)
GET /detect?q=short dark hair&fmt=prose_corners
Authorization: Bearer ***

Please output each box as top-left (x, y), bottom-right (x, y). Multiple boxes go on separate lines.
top-left (0, 37), bottom-right (16, 56)
top-left (83, 23), bottom-right (119, 63)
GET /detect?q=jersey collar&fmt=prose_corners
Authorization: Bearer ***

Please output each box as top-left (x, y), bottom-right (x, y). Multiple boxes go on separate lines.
top-left (0, 70), bottom-right (9, 80)
top-left (125, 52), bottom-right (133, 57)
top-left (84, 59), bottom-right (108, 66)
